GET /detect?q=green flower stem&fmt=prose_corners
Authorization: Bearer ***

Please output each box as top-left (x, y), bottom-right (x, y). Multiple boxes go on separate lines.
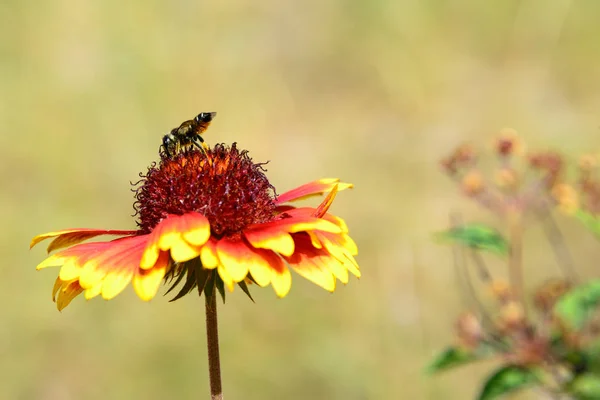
top-left (205, 292), bottom-right (223, 400)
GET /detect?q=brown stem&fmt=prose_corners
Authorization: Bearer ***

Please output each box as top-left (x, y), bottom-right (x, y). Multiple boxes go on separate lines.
top-left (508, 208), bottom-right (525, 308)
top-left (449, 213), bottom-right (497, 334)
top-left (205, 292), bottom-right (223, 400)
top-left (537, 205), bottom-right (579, 283)
top-left (470, 249), bottom-right (492, 282)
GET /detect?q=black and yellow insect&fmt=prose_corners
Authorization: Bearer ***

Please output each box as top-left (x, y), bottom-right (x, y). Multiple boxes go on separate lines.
top-left (162, 112), bottom-right (217, 157)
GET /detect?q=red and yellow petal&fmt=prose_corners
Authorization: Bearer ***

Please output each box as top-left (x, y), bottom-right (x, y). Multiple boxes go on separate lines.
top-left (316, 231), bottom-right (358, 257)
top-left (52, 276), bottom-right (67, 302)
top-left (286, 232), bottom-right (360, 289)
top-left (249, 248), bottom-right (284, 288)
top-left (275, 179), bottom-right (353, 204)
top-left (215, 239), bottom-right (251, 282)
top-left (313, 184), bottom-right (338, 218)
top-left (38, 234), bottom-right (172, 309)
top-left (206, 235), bottom-right (294, 297)
top-left (300, 233), bottom-right (350, 283)
top-left (101, 270), bottom-right (135, 300)
top-left (58, 260), bottom-right (81, 281)
top-left (281, 208), bottom-right (349, 233)
top-left (287, 253), bottom-right (337, 292)
top-left (35, 177), bottom-right (359, 306)
top-left (244, 217), bottom-right (341, 256)
top-left (216, 238), bottom-right (284, 287)
top-left (324, 258), bottom-right (349, 284)
top-left (270, 264), bottom-right (292, 298)
top-left (244, 229), bottom-right (295, 256)
top-left (95, 236), bottom-right (160, 300)
top-left (132, 251), bottom-right (170, 301)
top-left (217, 264), bottom-right (235, 292)
top-left (53, 279), bottom-right (84, 311)
top-left (322, 214), bottom-right (349, 233)
top-left (84, 282), bottom-right (102, 300)
top-left (306, 231), bottom-right (323, 249)
top-left (313, 231), bottom-right (360, 278)
top-left (285, 237), bottom-right (337, 292)
top-left (140, 218), bottom-right (167, 268)
top-left (79, 261), bottom-right (109, 291)
top-left (200, 238), bottom-right (219, 269)
top-left (181, 212), bottom-right (212, 245)
top-left (31, 229), bottom-right (138, 253)
top-left (77, 237), bottom-right (146, 290)
top-left (141, 213), bottom-right (210, 269)
top-left (170, 239), bottom-right (200, 264)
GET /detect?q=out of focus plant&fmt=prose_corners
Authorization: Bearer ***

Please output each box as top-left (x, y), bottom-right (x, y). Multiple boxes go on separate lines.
top-left (428, 130), bottom-right (600, 399)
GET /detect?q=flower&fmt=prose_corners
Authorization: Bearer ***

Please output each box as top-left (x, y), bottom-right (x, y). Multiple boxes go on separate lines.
top-left (31, 144), bottom-right (360, 310)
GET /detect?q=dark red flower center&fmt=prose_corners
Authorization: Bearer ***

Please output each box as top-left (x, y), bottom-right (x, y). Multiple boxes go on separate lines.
top-left (134, 144), bottom-right (277, 237)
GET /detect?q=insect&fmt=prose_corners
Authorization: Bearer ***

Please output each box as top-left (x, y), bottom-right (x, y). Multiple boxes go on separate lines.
top-left (162, 112), bottom-right (217, 157)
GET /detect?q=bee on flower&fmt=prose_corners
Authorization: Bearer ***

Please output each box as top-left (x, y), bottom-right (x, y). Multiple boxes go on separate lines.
top-left (31, 142), bottom-right (360, 310)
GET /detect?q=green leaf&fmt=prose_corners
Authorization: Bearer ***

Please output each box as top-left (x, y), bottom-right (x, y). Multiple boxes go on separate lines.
top-left (554, 279), bottom-right (600, 330)
top-left (237, 280), bottom-right (255, 302)
top-left (575, 209), bottom-right (600, 238)
top-left (583, 340), bottom-right (600, 374)
top-left (168, 261), bottom-right (198, 302)
top-left (426, 346), bottom-right (491, 374)
top-left (478, 365), bottom-right (539, 400)
top-left (216, 277), bottom-right (226, 303)
top-left (569, 374), bottom-right (600, 400)
top-left (194, 265), bottom-right (211, 297)
top-left (164, 263), bottom-right (187, 296)
top-left (434, 224), bottom-right (509, 256)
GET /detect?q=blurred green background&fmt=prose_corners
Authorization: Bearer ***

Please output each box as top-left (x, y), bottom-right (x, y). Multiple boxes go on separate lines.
top-left (4, 0), bottom-right (600, 399)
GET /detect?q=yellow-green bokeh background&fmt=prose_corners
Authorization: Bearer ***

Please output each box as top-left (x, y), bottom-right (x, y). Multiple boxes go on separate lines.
top-left (4, 1), bottom-right (600, 399)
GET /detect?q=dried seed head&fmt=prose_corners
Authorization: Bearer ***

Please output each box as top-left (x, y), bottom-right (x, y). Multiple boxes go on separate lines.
top-left (579, 154), bottom-right (597, 171)
top-left (441, 143), bottom-right (477, 176)
top-left (498, 301), bottom-right (526, 332)
top-left (528, 151), bottom-right (563, 188)
top-left (533, 279), bottom-right (571, 313)
top-left (456, 312), bottom-right (483, 349)
top-left (495, 128), bottom-right (524, 157)
top-left (494, 168), bottom-right (518, 190)
top-left (552, 183), bottom-right (579, 214)
top-left (461, 170), bottom-right (485, 196)
top-left (488, 279), bottom-right (512, 303)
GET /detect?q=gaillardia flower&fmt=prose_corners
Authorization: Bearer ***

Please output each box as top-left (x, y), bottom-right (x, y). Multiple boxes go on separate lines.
top-left (31, 144), bottom-right (360, 310)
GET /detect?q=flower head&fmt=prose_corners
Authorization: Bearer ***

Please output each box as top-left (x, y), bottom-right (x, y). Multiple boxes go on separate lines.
top-left (31, 144), bottom-right (360, 310)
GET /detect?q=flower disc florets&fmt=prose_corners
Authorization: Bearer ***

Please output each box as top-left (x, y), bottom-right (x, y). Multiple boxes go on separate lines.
top-left (134, 143), bottom-right (276, 237)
